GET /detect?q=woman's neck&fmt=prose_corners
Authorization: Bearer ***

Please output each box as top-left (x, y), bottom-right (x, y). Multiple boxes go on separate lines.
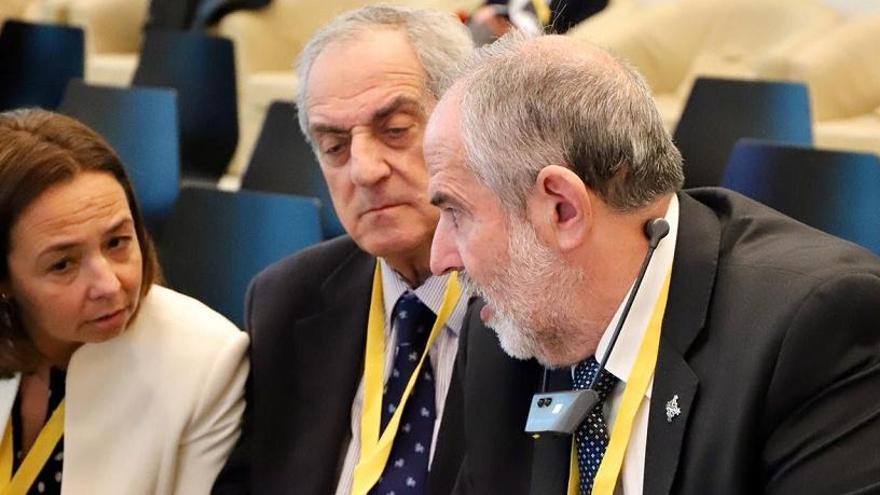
top-left (19, 364), bottom-right (52, 454)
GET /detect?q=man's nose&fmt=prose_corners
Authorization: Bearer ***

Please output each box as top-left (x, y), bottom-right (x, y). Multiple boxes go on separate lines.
top-left (349, 134), bottom-right (390, 186)
top-left (430, 216), bottom-right (463, 276)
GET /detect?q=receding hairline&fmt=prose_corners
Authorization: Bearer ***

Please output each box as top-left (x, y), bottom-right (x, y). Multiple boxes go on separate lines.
top-left (453, 34), bottom-right (629, 94)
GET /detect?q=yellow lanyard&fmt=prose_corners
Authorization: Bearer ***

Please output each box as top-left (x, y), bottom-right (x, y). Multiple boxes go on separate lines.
top-left (0, 399), bottom-right (65, 495)
top-left (351, 263), bottom-right (462, 495)
top-left (566, 269), bottom-right (673, 495)
top-left (530, 0), bottom-right (552, 24)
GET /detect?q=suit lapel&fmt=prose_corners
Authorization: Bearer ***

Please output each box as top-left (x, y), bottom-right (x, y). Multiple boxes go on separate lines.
top-left (644, 191), bottom-right (721, 494)
top-left (283, 248), bottom-right (375, 492)
top-left (427, 362), bottom-right (464, 495)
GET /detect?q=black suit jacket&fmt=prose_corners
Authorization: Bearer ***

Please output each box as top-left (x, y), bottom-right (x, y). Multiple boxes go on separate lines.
top-left (452, 188), bottom-right (880, 494)
top-left (214, 236), bottom-right (466, 494)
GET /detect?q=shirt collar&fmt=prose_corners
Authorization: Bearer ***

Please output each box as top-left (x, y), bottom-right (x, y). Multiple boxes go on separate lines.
top-left (379, 260), bottom-right (469, 336)
top-left (591, 194), bottom-right (680, 399)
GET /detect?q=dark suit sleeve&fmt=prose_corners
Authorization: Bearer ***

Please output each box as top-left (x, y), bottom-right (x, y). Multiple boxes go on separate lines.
top-left (450, 300), bottom-right (474, 494)
top-left (450, 298), bottom-right (543, 495)
top-left (762, 271), bottom-right (880, 493)
top-left (211, 277), bottom-right (261, 494)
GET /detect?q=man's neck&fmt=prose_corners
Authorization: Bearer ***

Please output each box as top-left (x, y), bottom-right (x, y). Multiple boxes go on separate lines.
top-left (558, 196), bottom-right (674, 365)
top-left (384, 251), bottom-right (433, 288)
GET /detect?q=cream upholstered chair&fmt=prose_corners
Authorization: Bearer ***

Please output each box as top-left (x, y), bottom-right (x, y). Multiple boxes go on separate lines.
top-left (218, 0), bottom-right (481, 178)
top-left (65, 0), bottom-right (149, 86)
top-left (2, 0), bottom-right (147, 85)
top-left (567, 0), bottom-right (647, 43)
top-left (0, 0), bottom-right (31, 23)
top-left (759, 13), bottom-right (880, 156)
top-left (1, 0), bottom-right (69, 23)
top-left (1, 0), bottom-right (144, 86)
top-left (571, 0), bottom-right (840, 130)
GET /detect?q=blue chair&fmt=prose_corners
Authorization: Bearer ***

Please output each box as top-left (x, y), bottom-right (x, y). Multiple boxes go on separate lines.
top-left (132, 29), bottom-right (238, 182)
top-left (241, 100), bottom-right (344, 239)
top-left (0, 20), bottom-right (84, 111)
top-left (675, 77), bottom-right (813, 189)
top-left (158, 186), bottom-right (322, 326)
top-left (58, 80), bottom-right (180, 234)
top-left (722, 139), bottom-right (880, 255)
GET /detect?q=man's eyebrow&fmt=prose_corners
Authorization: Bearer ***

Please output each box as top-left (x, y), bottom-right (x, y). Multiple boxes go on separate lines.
top-left (310, 123), bottom-right (348, 135)
top-left (371, 96), bottom-right (426, 124)
top-left (308, 96), bottom-right (425, 135)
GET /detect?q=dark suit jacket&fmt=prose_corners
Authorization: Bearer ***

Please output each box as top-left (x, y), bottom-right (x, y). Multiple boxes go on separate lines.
top-left (213, 236), bottom-right (466, 494)
top-left (452, 188), bottom-right (880, 494)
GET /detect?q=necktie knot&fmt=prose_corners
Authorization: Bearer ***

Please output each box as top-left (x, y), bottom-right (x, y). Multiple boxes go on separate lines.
top-left (572, 356), bottom-right (619, 402)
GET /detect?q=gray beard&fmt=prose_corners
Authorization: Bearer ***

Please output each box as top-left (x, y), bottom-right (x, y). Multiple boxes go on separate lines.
top-left (457, 217), bottom-right (586, 367)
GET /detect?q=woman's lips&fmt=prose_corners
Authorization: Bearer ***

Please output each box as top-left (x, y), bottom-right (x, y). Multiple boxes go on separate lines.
top-left (89, 308), bottom-right (127, 331)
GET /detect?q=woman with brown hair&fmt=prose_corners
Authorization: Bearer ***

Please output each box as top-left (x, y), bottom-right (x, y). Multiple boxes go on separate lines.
top-left (0, 108), bottom-right (248, 494)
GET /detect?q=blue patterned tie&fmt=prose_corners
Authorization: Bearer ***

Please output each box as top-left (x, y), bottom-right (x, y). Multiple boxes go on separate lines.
top-left (572, 357), bottom-right (620, 495)
top-left (371, 291), bottom-right (437, 495)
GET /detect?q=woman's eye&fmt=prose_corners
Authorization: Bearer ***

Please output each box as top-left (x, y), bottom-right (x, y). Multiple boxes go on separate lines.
top-left (49, 259), bottom-right (72, 273)
top-left (108, 236), bottom-right (132, 250)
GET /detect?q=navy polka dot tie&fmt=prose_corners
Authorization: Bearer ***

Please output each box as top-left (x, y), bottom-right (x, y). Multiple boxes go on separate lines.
top-left (371, 291), bottom-right (437, 495)
top-left (572, 357), bottom-right (619, 495)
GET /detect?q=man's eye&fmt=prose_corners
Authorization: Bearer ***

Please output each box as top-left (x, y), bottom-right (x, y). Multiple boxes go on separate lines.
top-left (324, 143), bottom-right (344, 155)
top-left (385, 127), bottom-right (409, 138)
top-left (320, 136), bottom-right (349, 156)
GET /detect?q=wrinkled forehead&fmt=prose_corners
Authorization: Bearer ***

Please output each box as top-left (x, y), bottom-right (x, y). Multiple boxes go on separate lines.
top-left (305, 29), bottom-right (430, 115)
top-left (305, 44), bottom-right (435, 135)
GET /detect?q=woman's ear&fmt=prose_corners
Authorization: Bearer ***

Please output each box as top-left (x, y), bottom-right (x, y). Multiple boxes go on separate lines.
top-left (528, 165), bottom-right (592, 252)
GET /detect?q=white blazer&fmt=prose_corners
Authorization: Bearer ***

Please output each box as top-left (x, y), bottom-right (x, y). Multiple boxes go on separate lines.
top-left (0, 285), bottom-right (249, 494)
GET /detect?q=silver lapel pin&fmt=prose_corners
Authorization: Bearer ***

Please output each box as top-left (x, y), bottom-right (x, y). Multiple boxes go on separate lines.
top-left (665, 394), bottom-right (681, 423)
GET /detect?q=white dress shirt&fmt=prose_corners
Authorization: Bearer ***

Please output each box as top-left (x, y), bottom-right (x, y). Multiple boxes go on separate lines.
top-left (335, 261), bottom-right (469, 495)
top-left (586, 194), bottom-right (680, 495)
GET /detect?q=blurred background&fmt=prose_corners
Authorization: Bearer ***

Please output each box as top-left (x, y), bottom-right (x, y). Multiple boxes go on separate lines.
top-left (2, 0), bottom-right (878, 325)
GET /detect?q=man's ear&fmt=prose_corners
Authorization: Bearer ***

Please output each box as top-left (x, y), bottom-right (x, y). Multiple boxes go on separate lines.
top-left (528, 165), bottom-right (591, 252)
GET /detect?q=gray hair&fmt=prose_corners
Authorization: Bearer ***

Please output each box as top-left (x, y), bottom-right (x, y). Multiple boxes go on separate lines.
top-left (296, 4), bottom-right (474, 139)
top-left (446, 32), bottom-right (684, 213)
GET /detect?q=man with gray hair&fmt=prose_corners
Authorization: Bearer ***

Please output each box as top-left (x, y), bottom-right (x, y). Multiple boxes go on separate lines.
top-left (427, 33), bottom-right (880, 493)
top-left (213, 6), bottom-right (475, 495)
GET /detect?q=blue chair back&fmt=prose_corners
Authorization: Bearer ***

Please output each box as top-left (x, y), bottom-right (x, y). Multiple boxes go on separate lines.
top-left (241, 100), bottom-right (344, 238)
top-left (675, 77), bottom-right (813, 188)
top-left (59, 80), bottom-right (180, 234)
top-left (133, 29), bottom-right (238, 182)
top-left (159, 186), bottom-right (322, 326)
top-left (722, 139), bottom-right (880, 255)
top-left (0, 20), bottom-right (84, 111)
